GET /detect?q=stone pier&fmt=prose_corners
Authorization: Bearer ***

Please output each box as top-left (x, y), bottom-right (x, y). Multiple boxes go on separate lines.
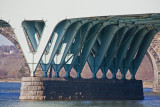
top-left (153, 72), bottom-right (160, 93)
top-left (19, 77), bottom-right (46, 100)
top-left (19, 77), bottom-right (144, 100)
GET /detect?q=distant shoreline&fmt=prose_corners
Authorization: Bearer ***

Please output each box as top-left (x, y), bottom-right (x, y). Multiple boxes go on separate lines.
top-left (143, 81), bottom-right (153, 88)
top-left (0, 78), bottom-right (153, 88)
top-left (0, 78), bottom-right (21, 83)
top-left (0, 81), bottom-right (21, 83)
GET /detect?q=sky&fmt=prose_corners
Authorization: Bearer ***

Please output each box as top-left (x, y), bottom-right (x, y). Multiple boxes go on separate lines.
top-left (0, 0), bottom-right (160, 19)
top-left (0, 0), bottom-right (160, 45)
top-left (0, 34), bottom-right (13, 46)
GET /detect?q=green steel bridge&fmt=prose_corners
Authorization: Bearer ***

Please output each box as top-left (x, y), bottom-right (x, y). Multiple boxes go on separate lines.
top-left (1, 13), bottom-right (160, 79)
top-left (1, 13), bottom-right (160, 100)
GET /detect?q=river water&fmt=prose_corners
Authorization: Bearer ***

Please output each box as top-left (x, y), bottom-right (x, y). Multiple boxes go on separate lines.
top-left (0, 82), bottom-right (160, 107)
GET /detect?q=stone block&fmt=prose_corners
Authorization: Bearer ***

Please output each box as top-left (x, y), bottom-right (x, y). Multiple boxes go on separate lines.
top-left (19, 96), bottom-right (28, 100)
top-left (21, 82), bottom-right (32, 86)
top-left (32, 77), bottom-right (43, 82)
top-left (37, 86), bottom-right (44, 90)
top-left (27, 86), bottom-right (38, 91)
top-left (20, 86), bottom-right (28, 90)
top-left (21, 77), bottom-right (33, 82)
top-left (32, 82), bottom-right (43, 86)
top-left (20, 91), bottom-right (30, 96)
top-left (37, 91), bottom-right (44, 96)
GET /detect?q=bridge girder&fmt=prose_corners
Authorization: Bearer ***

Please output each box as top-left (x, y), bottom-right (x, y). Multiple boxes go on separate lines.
top-left (0, 13), bottom-right (160, 79)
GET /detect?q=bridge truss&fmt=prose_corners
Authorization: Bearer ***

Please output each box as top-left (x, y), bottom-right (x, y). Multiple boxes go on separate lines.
top-left (0, 13), bottom-right (160, 79)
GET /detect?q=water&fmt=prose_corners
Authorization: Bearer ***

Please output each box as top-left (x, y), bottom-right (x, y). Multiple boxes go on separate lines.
top-left (0, 82), bottom-right (160, 107)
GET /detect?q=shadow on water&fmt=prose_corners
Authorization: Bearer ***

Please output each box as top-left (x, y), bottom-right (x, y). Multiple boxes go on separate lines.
top-left (0, 82), bottom-right (160, 107)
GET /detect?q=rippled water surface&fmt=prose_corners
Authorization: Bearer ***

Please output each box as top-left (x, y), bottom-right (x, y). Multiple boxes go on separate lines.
top-left (0, 82), bottom-right (160, 107)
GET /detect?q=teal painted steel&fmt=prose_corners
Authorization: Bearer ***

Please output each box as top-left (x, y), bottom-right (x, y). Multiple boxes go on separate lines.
top-left (3, 13), bottom-right (160, 79)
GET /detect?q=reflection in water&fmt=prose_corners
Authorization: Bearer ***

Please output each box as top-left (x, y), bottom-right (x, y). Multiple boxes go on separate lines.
top-left (0, 82), bottom-right (160, 107)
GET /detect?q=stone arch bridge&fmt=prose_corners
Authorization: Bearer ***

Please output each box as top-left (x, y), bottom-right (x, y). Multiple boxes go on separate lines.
top-left (0, 14), bottom-right (160, 93)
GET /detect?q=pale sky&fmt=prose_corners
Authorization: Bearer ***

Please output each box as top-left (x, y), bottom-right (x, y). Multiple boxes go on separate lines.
top-left (0, 0), bottom-right (160, 20)
top-left (0, 0), bottom-right (160, 45)
top-left (0, 34), bottom-right (13, 46)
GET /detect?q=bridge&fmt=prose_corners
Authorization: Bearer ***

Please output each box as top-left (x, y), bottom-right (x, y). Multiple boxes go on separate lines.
top-left (0, 13), bottom-right (160, 100)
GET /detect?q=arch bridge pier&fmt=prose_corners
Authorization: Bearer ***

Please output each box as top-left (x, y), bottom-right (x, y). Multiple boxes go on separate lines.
top-left (0, 13), bottom-right (160, 100)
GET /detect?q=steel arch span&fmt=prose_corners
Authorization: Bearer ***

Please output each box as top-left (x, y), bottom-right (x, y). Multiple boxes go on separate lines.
top-left (0, 13), bottom-right (160, 80)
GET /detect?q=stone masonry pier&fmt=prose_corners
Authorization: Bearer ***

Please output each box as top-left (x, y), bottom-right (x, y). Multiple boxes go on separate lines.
top-left (19, 77), bottom-right (144, 100)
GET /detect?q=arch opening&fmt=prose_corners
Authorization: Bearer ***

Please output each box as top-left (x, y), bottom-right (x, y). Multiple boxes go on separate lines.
top-left (0, 24), bottom-right (30, 80)
top-left (141, 31), bottom-right (160, 92)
